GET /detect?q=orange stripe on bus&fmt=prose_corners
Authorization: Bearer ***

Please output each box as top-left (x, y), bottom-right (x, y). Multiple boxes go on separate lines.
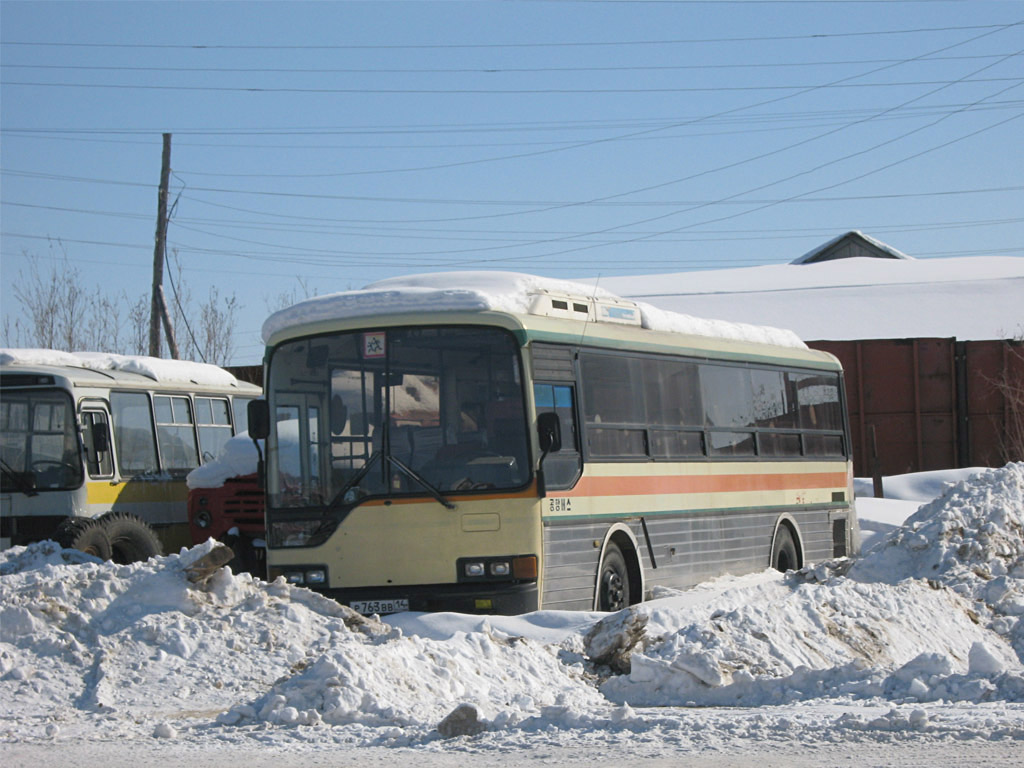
top-left (562, 471), bottom-right (847, 497)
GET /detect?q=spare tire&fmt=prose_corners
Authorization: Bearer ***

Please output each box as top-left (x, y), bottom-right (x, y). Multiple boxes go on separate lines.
top-left (99, 512), bottom-right (163, 564)
top-left (54, 517), bottom-right (112, 560)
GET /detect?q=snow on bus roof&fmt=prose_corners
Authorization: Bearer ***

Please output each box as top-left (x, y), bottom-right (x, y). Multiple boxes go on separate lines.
top-left (0, 348), bottom-right (248, 389)
top-left (261, 271), bottom-right (807, 350)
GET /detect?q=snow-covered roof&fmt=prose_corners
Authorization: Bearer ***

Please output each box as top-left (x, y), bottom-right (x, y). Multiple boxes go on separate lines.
top-left (0, 348), bottom-right (253, 389)
top-left (261, 271), bottom-right (808, 350)
top-left (598, 254), bottom-right (1024, 342)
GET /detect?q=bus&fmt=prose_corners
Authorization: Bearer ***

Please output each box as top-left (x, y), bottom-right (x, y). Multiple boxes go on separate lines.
top-left (249, 272), bottom-right (858, 614)
top-left (1, 349), bottom-right (261, 561)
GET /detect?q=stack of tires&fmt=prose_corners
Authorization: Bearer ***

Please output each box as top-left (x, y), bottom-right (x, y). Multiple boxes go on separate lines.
top-left (54, 512), bottom-right (163, 564)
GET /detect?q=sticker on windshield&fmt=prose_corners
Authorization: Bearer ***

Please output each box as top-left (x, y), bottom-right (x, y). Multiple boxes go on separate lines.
top-left (363, 332), bottom-right (386, 359)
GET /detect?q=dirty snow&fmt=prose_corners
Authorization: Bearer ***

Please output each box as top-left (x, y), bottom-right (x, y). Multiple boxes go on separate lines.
top-left (3, 465), bottom-right (1024, 766)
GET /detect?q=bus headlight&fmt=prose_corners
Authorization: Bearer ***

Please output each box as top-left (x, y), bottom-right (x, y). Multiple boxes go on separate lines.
top-left (270, 565), bottom-right (328, 586)
top-left (458, 555), bottom-right (537, 582)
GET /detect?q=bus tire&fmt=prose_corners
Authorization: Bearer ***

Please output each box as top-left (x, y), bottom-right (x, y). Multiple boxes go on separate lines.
top-left (771, 525), bottom-right (799, 572)
top-left (54, 517), bottom-right (112, 560)
top-left (598, 542), bottom-right (631, 612)
top-left (99, 512), bottom-right (163, 564)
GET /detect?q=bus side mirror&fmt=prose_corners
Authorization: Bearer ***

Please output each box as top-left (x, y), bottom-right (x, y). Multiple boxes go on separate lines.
top-left (248, 399), bottom-right (270, 440)
top-left (93, 423), bottom-right (109, 453)
top-left (537, 412), bottom-right (562, 454)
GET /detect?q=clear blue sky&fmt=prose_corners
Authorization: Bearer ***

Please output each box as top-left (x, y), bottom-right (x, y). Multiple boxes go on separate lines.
top-left (2, 0), bottom-right (1022, 365)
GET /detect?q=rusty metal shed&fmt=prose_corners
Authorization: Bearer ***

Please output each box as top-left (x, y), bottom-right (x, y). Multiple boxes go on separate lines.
top-left (807, 338), bottom-right (1023, 477)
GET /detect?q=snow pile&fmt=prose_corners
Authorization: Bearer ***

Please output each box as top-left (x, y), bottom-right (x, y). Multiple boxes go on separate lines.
top-left (597, 464), bottom-right (1024, 708)
top-left (3, 465), bottom-right (1024, 753)
top-left (851, 463), bottom-right (1024, 663)
top-left (854, 467), bottom-right (987, 549)
top-left (0, 540), bottom-right (602, 744)
top-left (0, 541), bottom-right (382, 729)
top-left (261, 271), bottom-right (807, 350)
top-left (851, 463), bottom-right (1024, 592)
top-left (598, 573), bottom-right (1021, 708)
top-left (0, 348), bottom-right (247, 388)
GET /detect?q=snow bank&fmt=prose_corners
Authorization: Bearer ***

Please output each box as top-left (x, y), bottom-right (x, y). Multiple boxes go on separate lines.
top-left (597, 464), bottom-right (1024, 708)
top-left (850, 464), bottom-right (1024, 605)
top-left (0, 540), bottom-right (603, 745)
top-left (3, 465), bottom-right (1024, 752)
top-left (0, 348), bottom-right (246, 388)
top-left (261, 271), bottom-right (807, 349)
top-left (854, 467), bottom-right (988, 550)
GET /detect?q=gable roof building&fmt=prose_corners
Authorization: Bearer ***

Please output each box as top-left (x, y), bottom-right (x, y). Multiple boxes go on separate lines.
top-left (791, 230), bottom-right (911, 265)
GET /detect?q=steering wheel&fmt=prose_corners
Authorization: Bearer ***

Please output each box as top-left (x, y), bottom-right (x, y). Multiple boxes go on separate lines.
top-left (32, 459), bottom-right (76, 473)
top-left (31, 460), bottom-right (77, 480)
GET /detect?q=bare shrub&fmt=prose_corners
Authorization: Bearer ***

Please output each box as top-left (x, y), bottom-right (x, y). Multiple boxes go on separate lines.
top-left (993, 337), bottom-right (1024, 463)
top-left (3, 244), bottom-right (239, 365)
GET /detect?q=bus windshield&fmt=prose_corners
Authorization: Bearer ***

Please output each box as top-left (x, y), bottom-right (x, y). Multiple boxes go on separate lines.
top-left (266, 326), bottom-right (530, 517)
top-left (0, 389), bottom-right (84, 492)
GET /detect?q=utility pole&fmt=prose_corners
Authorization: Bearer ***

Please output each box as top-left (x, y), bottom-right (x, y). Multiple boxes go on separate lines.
top-left (149, 133), bottom-right (178, 358)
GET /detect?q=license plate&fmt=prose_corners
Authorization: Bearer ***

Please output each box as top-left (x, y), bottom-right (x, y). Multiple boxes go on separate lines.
top-left (349, 598), bottom-right (409, 616)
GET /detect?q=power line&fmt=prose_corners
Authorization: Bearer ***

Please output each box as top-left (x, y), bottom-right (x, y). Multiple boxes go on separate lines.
top-left (5, 76), bottom-right (1022, 95)
top-left (2, 51), bottom-right (1017, 75)
top-left (3, 22), bottom-right (1019, 49)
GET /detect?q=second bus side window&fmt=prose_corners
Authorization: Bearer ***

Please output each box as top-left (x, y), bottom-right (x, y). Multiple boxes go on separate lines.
top-left (110, 392), bottom-right (159, 476)
top-left (195, 396), bottom-right (233, 462)
top-left (154, 395), bottom-right (199, 472)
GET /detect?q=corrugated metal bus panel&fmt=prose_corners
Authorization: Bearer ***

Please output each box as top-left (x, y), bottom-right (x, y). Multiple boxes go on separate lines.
top-left (540, 504), bottom-right (847, 611)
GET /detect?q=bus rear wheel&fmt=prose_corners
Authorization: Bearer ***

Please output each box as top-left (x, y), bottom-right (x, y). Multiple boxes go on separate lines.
top-left (598, 543), bottom-right (630, 612)
top-left (772, 525), bottom-right (799, 572)
top-left (54, 517), bottom-right (112, 560)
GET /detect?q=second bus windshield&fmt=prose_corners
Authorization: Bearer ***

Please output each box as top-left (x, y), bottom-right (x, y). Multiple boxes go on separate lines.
top-left (267, 326), bottom-right (530, 510)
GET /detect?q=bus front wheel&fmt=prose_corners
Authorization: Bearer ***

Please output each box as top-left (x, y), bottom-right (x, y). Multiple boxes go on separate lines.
top-left (598, 543), bottom-right (630, 612)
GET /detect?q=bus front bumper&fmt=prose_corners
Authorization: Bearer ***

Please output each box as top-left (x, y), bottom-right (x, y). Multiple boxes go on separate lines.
top-left (316, 581), bottom-right (540, 616)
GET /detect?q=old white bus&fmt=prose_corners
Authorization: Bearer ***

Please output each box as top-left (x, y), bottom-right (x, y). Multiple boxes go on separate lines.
top-left (1, 349), bottom-right (261, 560)
top-left (249, 272), bottom-right (858, 614)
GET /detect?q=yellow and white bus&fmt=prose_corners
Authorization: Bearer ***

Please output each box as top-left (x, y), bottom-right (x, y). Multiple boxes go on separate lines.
top-left (250, 273), bottom-right (858, 614)
top-left (1, 349), bottom-right (261, 560)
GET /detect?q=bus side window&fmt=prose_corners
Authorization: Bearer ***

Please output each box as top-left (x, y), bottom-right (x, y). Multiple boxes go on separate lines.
top-left (196, 396), bottom-right (233, 462)
top-left (81, 409), bottom-right (113, 478)
top-left (154, 395), bottom-right (200, 472)
top-left (534, 383), bottom-right (582, 491)
top-left (110, 392), bottom-right (159, 476)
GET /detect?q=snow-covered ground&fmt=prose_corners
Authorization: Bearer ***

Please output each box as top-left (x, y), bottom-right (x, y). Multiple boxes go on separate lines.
top-left (3, 464), bottom-right (1024, 767)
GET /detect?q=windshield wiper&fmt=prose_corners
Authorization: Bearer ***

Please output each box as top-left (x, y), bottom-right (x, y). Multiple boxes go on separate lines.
top-left (325, 450), bottom-right (382, 515)
top-left (1, 459), bottom-right (38, 497)
top-left (387, 455), bottom-right (456, 510)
